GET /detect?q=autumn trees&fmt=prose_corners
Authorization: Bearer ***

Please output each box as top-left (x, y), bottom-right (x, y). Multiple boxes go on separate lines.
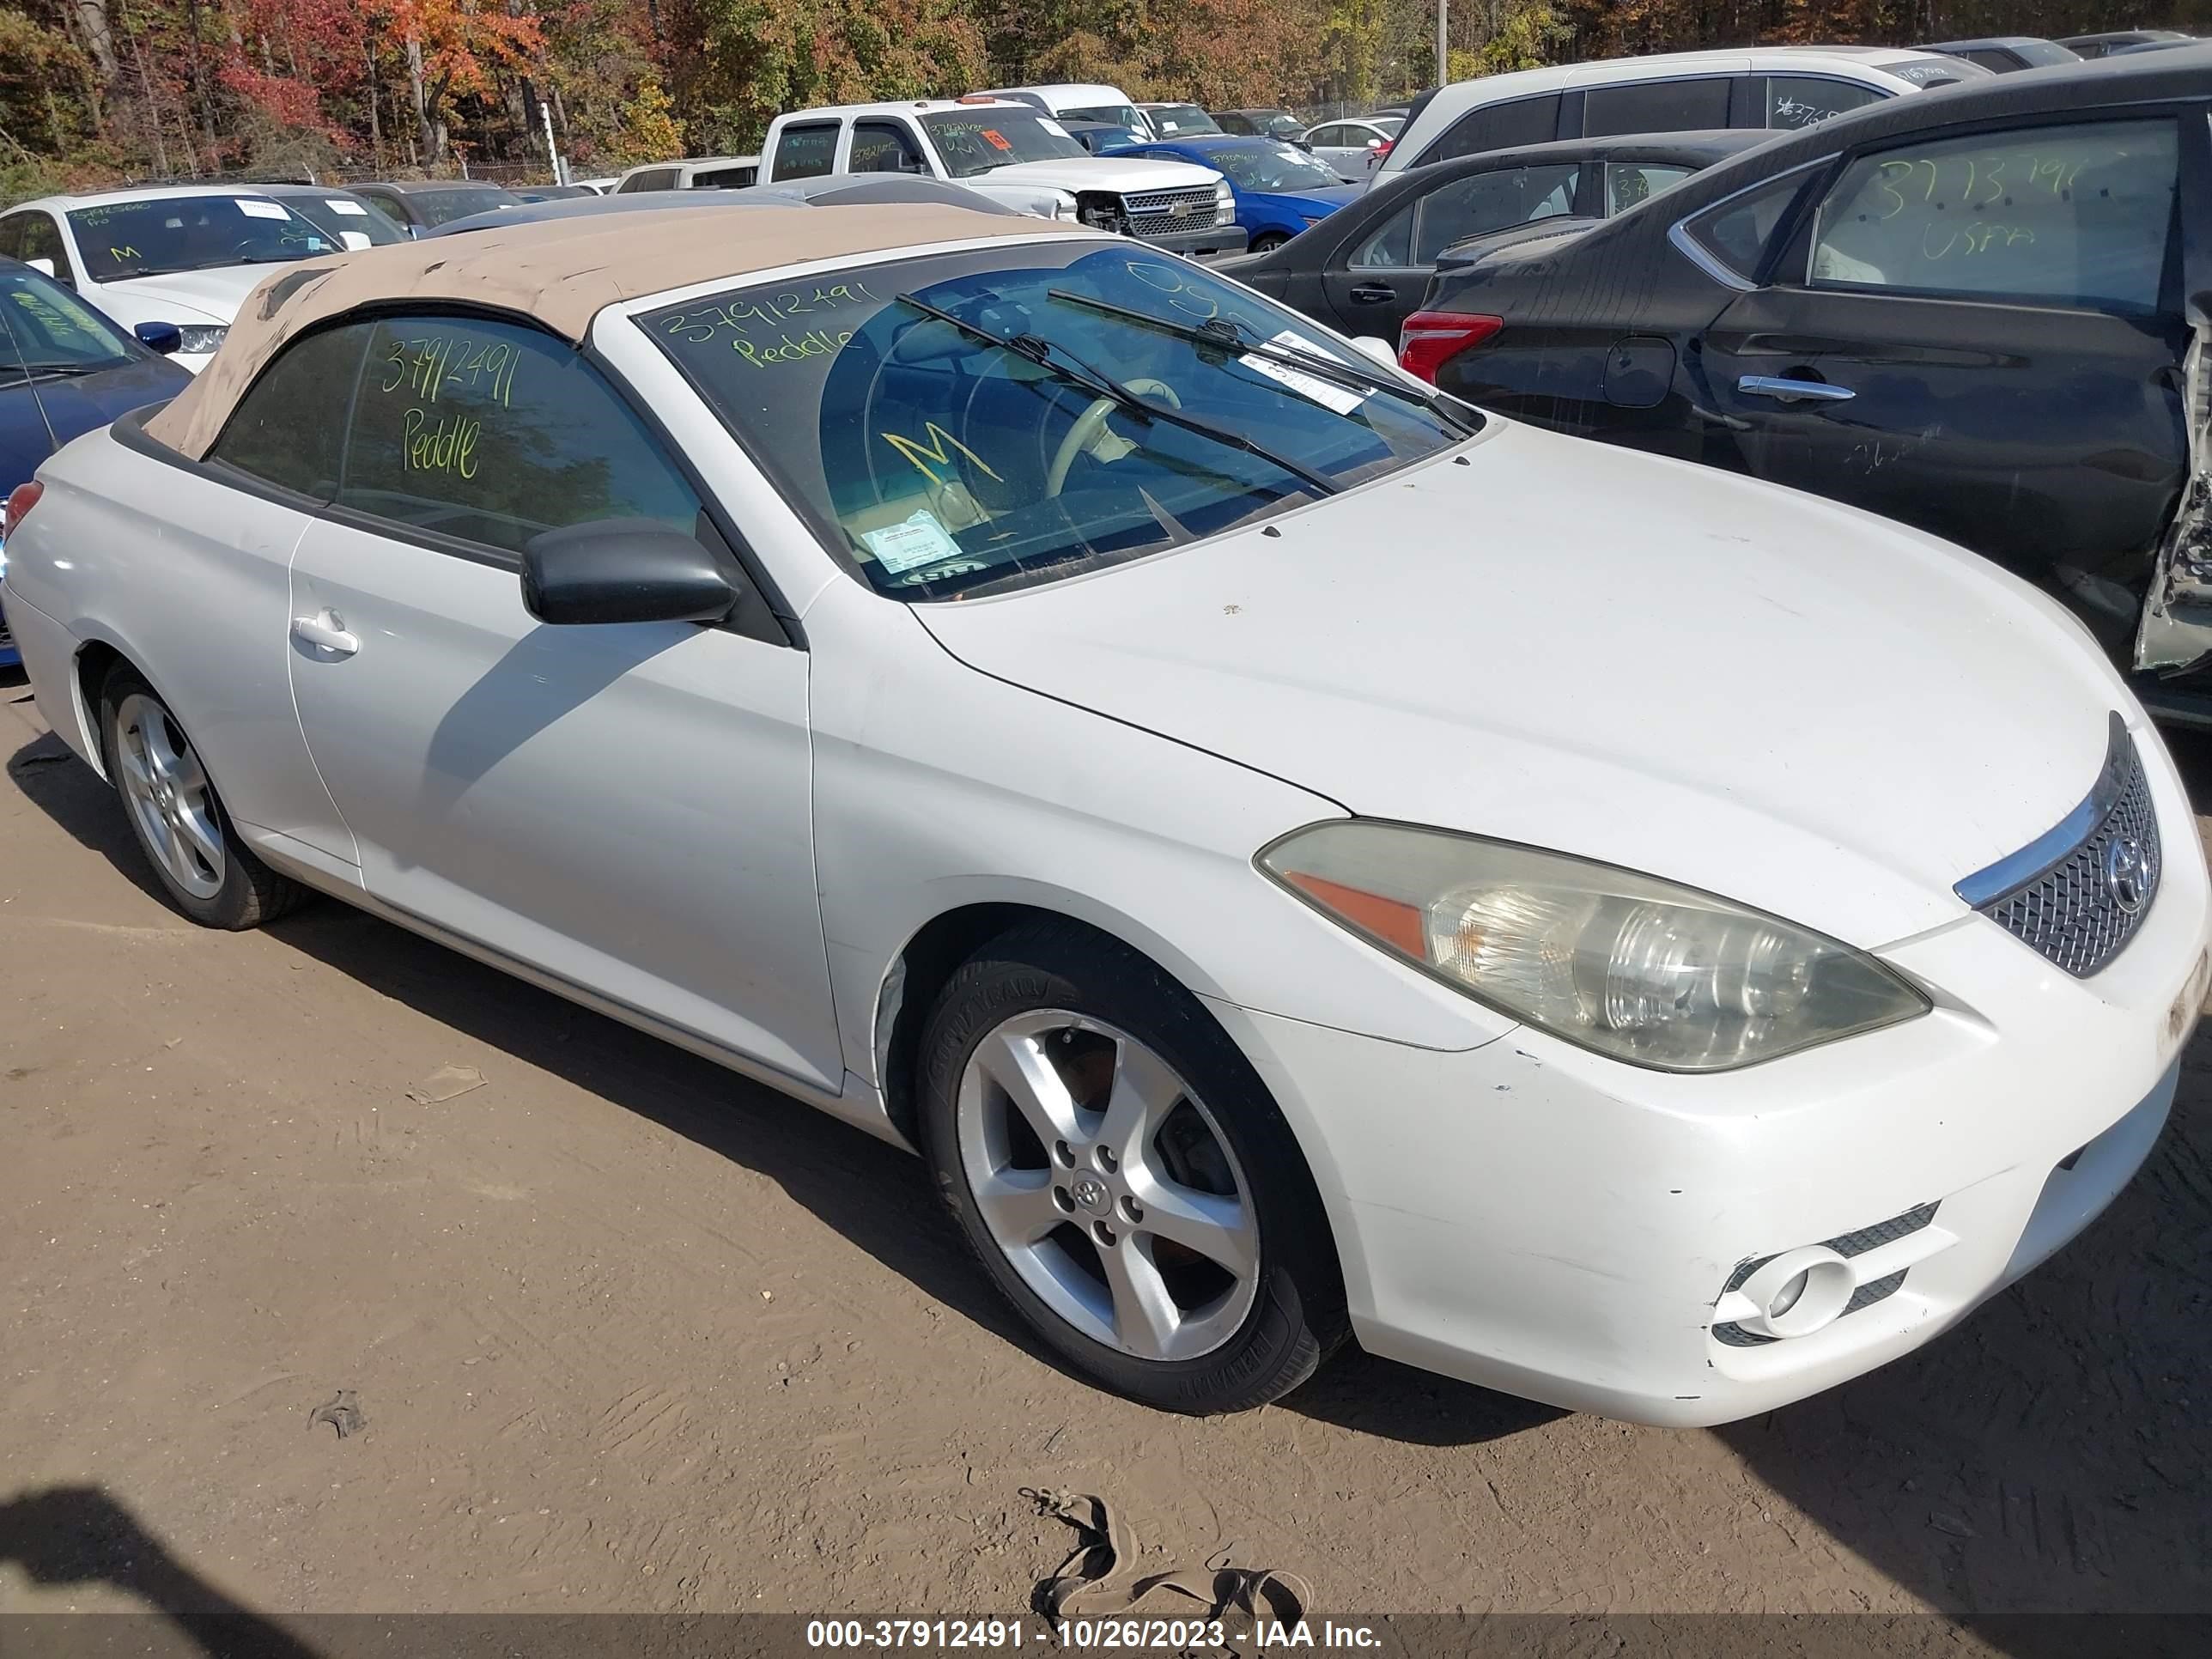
top-left (1, 1), bottom-right (2204, 202)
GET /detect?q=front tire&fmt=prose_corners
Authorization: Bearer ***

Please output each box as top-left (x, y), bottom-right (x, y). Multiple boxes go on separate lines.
top-left (98, 664), bottom-right (305, 930)
top-left (1249, 231), bottom-right (1291, 254)
top-left (916, 921), bottom-right (1346, 1413)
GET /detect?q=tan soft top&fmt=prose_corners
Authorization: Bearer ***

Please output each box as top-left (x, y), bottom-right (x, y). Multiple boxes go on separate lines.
top-left (144, 202), bottom-right (1079, 459)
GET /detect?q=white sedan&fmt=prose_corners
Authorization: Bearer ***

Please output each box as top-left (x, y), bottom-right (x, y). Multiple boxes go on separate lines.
top-left (3, 204), bottom-right (2203, 1422)
top-left (0, 185), bottom-right (359, 372)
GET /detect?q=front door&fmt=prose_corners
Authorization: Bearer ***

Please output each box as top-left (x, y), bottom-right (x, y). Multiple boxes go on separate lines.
top-left (284, 311), bottom-right (841, 1089)
top-left (1697, 114), bottom-right (2194, 659)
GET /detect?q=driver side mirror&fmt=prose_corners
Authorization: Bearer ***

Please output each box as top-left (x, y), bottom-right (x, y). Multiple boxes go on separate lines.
top-left (24, 257), bottom-right (57, 278)
top-left (134, 321), bottom-right (184, 355)
top-left (521, 520), bottom-right (738, 626)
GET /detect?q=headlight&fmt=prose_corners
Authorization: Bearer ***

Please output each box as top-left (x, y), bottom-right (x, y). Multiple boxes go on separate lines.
top-left (174, 325), bottom-right (228, 356)
top-left (1047, 191), bottom-right (1079, 221)
top-left (1214, 180), bottom-right (1236, 225)
top-left (1259, 822), bottom-right (1929, 1073)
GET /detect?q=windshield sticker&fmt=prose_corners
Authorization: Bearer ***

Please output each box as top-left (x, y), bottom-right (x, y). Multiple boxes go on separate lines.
top-left (1037, 118), bottom-right (1069, 138)
top-left (1239, 328), bottom-right (1366, 416)
top-left (982, 129), bottom-right (1013, 151)
top-left (860, 508), bottom-right (965, 574)
top-left (236, 198), bottom-right (289, 220)
top-left (325, 198), bottom-right (368, 216)
top-left (340, 231), bottom-right (372, 251)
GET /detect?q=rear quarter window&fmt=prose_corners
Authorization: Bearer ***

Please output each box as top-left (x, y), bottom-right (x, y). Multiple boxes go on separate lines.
top-left (772, 125), bottom-right (841, 180)
top-left (209, 323), bottom-right (371, 499)
top-left (1417, 94), bottom-right (1563, 167)
top-left (1582, 77), bottom-right (1732, 139)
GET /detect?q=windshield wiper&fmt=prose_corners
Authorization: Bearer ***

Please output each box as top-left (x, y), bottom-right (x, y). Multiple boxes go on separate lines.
top-left (1046, 289), bottom-right (1478, 433)
top-left (894, 292), bottom-right (1340, 497)
top-left (0, 362), bottom-right (104, 382)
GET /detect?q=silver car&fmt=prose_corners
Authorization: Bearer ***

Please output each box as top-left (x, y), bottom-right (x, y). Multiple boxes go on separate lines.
top-left (1304, 116), bottom-right (1404, 182)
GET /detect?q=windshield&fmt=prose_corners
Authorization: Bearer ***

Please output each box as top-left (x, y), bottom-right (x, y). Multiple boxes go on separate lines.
top-left (1878, 56), bottom-right (1994, 85)
top-left (1147, 105), bottom-right (1221, 136)
top-left (0, 264), bottom-right (138, 373)
top-left (1255, 112), bottom-right (1306, 137)
top-left (66, 195), bottom-right (340, 281)
top-left (402, 187), bottom-right (526, 227)
top-left (1210, 143), bottom-right (1342, 192)
top-left (280, 192), bottom-right (409, 247)
top-left (922, 111), bottom-right (1089, 176)
top-left (1063, 103), bottom-right (1151, 134)
top-left (642, 242), bottom-right (1466, 600)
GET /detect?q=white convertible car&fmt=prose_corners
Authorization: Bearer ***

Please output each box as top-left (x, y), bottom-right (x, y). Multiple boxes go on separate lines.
top-left (3, 205), bottom-right (2204, 1421)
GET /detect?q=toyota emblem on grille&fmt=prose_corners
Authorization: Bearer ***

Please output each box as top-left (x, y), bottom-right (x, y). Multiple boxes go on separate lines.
top-left (2104, 836), bottom-right (2152, 914)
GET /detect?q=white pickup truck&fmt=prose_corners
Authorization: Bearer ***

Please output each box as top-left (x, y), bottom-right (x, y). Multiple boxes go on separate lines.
top-left (759, 100), bottom-right (1248, 256)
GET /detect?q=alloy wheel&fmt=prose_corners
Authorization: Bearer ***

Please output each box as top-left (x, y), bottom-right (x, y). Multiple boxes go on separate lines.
top-left (955, 1009), bottom-right (1260, 1360)
top-left (113, 693), bottom-right (226, 901)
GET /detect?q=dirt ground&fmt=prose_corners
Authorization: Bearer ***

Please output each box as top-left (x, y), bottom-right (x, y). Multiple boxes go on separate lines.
top-left (2, 666), bottom-right (2208, 1629)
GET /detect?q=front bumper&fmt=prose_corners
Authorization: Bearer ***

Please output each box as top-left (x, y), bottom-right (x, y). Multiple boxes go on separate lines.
top-left (1206, 727), bottom-right (2210, 1426)
top-left (1133, 225), bottom-right (1249, 257)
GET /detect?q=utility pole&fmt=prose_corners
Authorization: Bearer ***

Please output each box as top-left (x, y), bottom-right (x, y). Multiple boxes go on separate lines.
top-left (539, 97), bottom-right (567, 186)
top-left (1437, 0), bottom-right (1449, 90)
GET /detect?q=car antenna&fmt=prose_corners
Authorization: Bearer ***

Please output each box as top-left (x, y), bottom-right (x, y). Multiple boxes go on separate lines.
top-left (0, 291), bottom-right (61, 457)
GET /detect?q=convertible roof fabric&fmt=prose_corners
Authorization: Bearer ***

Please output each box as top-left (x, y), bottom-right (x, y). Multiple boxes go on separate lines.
top-left (144, 202), bottom-right (1079, 459)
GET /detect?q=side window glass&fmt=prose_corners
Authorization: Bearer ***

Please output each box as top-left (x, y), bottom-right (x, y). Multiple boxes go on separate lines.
top-left (1420, 94), bottom-right (1562, 167)
top-left (1809, 119), bottom-right (2177, 312)
top-left (1767, 76), bottom-right (1887, 131)
top-left (339, 315), bottom-right (702, 556)
top-left (850, 123), bottom-right (926, 174)
top-left (1310, 125), bottom-right (1347, 147)
top-left (773, 124), bottom-right (840, 180)
top-left (694, 164), bottom-right (757, 188)
top-left (1349, 203), bottom-right (1416, 268)
top-left (21, 216), bottom-right (72, 283)
top-left (1583, 77), bottom-right (1732, 139)
top-left (1681, 168), bottom-right (1817, 281)
top-left (0, 216), bottom-right (25, 261)
top-left (1605, 163), bottom-right (1694, 216)
top-left (1413, 164), bottom-right (1582, 263)
top-left (210, 323), bottom-right (372, 500)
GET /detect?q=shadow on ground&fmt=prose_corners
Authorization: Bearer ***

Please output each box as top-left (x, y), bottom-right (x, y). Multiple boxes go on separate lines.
top-left (9, 719), bottom-right (2211, 1627)
top-left (0, 1484), bottom-right (316, 1655)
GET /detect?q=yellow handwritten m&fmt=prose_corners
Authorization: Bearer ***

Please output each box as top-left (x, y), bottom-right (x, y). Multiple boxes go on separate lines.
top-left (880, 422), bottom-right (1003, 488)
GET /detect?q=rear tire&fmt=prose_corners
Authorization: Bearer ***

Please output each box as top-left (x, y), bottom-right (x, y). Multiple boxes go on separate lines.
top-left (916, 920), bottom-right (1347, 1413)
top-left (97, 664), bottom-right (306, 930)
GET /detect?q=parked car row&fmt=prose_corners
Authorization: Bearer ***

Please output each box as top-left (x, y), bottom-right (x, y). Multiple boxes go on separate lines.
top-left (6, 158), bottom-right (2204, 1431)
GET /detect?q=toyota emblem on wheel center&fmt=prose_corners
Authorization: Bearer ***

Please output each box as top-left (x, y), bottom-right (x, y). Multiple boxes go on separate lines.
top-left (2104, 836), bottom-right (2152, 914)
top-left (1070, 1175), bottom-right (1109, 1212)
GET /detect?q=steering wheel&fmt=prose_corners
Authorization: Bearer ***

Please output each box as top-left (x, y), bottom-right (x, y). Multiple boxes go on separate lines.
top-left (1047, 379), bottom-right (1182, 497)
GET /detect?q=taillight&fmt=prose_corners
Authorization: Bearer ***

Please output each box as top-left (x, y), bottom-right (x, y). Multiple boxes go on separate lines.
top-left (1372, 140), bottom-right (1394, 161)
top-left (1398, 312), bottom-right (1503, 384)
top-left (3, 480), bottom-right (40, 534)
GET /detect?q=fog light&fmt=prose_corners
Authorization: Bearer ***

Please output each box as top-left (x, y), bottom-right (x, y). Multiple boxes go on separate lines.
top-left (1735, 1247), bottom-right (1854, 1339)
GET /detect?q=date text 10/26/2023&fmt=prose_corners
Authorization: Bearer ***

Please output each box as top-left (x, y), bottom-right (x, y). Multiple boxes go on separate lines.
top-left (805, 1620), bottom-right (1383, 1650)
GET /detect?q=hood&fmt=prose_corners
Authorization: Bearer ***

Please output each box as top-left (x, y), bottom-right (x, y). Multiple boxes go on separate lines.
top-left (971, 156), bottom-right (1223, 192)
top-left (90, 263), bottom-right (275, 323)
top-left (916, 422), bottom-right (2133, 949)
top-left (0, 356), bottom-right (190, 486)
top-left (1248, 183), bottom-right (1362, 216)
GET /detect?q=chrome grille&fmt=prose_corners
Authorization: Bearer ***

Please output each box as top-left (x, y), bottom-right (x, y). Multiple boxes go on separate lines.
top-left (1959, 714), bottom-right (2160, 979)
top-left (1120, 186), bottom-right (1218, 238)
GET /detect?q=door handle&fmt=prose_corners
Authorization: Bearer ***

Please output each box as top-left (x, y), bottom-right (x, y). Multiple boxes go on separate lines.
top-left (1349, 283), bottom-right (1396, 304)
top-left (1738, 374), bottom-right (1856, 404)
top-left (291, 611), bottom-right (360, 656)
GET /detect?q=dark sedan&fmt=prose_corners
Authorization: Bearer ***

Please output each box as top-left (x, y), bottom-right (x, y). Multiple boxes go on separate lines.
top-left (0, 258), bottom-right (191, 665)
top-left (1918, 36), bottom-right (2082, 72)
top-left (1404, 48), bottom-right (2212, 721)
top-left (348, 179), bottom-right (526, 234)
top-left (1219, 130), bottom-right (1769, 341)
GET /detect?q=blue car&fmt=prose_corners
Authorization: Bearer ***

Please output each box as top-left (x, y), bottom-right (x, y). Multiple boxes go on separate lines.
top-left (1104, 133), bottom-right (1360, 252)
top-left (0, 258), bottom-right (191, 666)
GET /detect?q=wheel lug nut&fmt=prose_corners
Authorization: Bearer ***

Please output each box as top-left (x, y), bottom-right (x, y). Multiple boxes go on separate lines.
top-left (1119, 1196), bottom-right (1143, 1224)
top-left (1095, 1146), bottom-right (1117, 1174)
top-left (1054, 1140), bottom-right (1074, 1168)
top-left (1052, 1186), bottom-right (1074, 1213)
top-left (1091, 1221), bottom-right (1117, 1248)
